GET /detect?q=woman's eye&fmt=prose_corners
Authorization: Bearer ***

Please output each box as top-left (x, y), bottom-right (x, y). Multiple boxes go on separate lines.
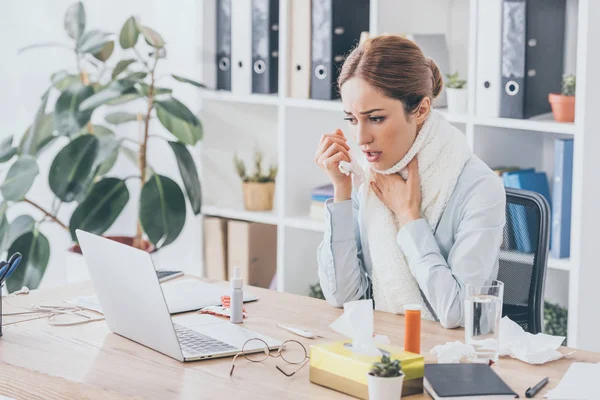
top-left (344, 117), bottom-right (357, 124)
top-left (370, 116), bottom-right (384, 124)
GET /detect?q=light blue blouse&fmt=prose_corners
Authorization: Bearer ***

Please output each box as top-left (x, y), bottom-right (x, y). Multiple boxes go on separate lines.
top-left (317, 155), bottom-right (506, 328)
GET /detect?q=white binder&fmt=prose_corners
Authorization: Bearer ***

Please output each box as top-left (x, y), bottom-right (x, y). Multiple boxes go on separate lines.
top-left (231, 0), bottom-right (253, 95)
top-left (288, 0), bottom-right (311, 98)
top-left (475, 0), bottom-right (502, 117)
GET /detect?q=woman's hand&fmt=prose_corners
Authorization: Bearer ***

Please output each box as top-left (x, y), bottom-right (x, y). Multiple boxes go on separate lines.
top-left (315, 129), bottom-right (352, 201)
top-left (370, 157), bottom-right (422, 226)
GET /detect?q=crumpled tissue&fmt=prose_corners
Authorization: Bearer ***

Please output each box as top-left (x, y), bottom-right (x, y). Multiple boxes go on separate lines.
top-left (329, 299), bottom-right (382, 356)
top-left (498, 316), bottom-right (573, 364)
top-left (430, 317), bottom-right (572, 365)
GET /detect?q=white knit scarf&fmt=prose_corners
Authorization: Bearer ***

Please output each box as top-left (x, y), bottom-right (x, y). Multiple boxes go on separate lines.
top-left (357, 110), bottom-right (472, 320)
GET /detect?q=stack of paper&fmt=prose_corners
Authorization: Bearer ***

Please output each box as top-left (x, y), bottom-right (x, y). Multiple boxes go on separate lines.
top-left (545, 363), bottom-right (600, 399)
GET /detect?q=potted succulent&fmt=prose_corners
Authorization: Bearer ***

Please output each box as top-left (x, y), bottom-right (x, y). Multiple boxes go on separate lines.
top-left (234, 151), bottom-right (277, 212)
top-left (549, 74), bottom-right (576, 122)
top-left (445, 71), bottom-right (467, 115)
top-left (0, 2), bottom-right (205, 292)
top-left (368, 355), bottom-right (405, 400)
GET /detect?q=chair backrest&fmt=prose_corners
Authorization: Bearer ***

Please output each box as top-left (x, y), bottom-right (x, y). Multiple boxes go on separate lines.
top-left (498, 187), bottom-right (551, 334)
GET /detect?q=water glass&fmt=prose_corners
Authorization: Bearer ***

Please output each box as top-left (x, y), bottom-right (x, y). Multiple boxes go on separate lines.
top-left (464, 280), bottom-right (504, 363)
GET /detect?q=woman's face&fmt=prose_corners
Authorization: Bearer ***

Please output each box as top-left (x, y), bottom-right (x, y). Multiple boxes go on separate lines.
top-left (340, 77), bottom-right (430, 170)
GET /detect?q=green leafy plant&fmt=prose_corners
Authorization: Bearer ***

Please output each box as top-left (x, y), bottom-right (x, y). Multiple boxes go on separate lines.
top-left (369, 355), bottom-right (403, 378)
top-left (561, 74), bottom-right (576, 96)
top-left (308, 282), bottom-right (325, 299)
top-left (0, 2), bottom-right (206, 292)
top-left (445, 71), bottom-right (467, 89)
top-left (234, 151), bottom-right (277, 183)
top-left (544, 301), bottom-right (568, 345)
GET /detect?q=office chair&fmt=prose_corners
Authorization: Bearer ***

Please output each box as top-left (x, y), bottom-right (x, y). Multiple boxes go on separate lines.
top-left (497, 187), bottom-right (551, 334)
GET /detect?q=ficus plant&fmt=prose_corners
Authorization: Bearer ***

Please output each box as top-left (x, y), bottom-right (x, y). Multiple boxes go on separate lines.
top-left (0, 2), bottom-right (205, 293)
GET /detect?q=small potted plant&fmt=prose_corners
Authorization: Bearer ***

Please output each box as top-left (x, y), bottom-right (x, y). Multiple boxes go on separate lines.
top-left (234, 151), bottom-right (277, 211)
top-left (367, 355), bottom-right (404, 400)
top-left (445, 71), bottom-right (467, 115)
top-left (549, 74), bottom-right (576, 122)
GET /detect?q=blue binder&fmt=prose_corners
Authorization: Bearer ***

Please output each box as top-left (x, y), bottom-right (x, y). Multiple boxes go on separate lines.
top-left (550, 139), bottom-right (574, 258)
top-left (503, 169), bottom-right (551, 253)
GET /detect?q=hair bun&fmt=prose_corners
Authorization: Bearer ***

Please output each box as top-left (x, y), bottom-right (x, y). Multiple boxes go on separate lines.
top-left (428, 59), bottom-right (443, 99)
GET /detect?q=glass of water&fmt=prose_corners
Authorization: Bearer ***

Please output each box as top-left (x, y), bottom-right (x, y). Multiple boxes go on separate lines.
top-left (464, 280), bottom-right (504, 363)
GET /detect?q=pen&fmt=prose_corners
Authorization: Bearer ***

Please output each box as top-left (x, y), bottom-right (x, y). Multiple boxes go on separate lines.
top-left (525, 377), bottom-right (549, 398)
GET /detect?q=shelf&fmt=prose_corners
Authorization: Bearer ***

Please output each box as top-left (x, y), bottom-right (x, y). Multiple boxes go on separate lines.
top-left (472, 113), bottom-right (576, 135)
top-left (284, 216), bottom-right (326, 232)
top-left (436, 108), bottom-right (470, 124)
top-left (201, 205), bottom-right (279, 225)
top-left (547, 256), bottom-right (572, 272)
top-left (284, 97), bottom-right (344, 112)
top-left (199, 90), bottom-right (280, 106)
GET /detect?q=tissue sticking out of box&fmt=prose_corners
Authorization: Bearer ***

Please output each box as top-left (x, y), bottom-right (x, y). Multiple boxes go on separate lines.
top-left (329, 299), bottom-right (381, 357)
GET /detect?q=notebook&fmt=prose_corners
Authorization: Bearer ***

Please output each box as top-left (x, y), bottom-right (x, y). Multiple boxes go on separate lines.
top-left (424, 364), bottom-right (517, 399)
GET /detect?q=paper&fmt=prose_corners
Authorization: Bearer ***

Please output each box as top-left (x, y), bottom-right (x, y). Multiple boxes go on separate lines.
top-left (430, 341), bottom-right (477, 363)
top-left (329, 299), bottom-right (380, 356)
top-left (499, 317), bottom-right (571, 364)
top-left (338, 160), bottom-right (366, 188)
top-left (545, 363), bottom-right (600, 399)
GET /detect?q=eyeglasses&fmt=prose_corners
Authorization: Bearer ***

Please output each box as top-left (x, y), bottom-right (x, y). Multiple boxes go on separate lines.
top-left (229, 338), bottom-right (310, 377)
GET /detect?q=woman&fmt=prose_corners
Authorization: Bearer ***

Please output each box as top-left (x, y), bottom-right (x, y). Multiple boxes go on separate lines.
top-left (315, 35), bottom-right (506, 328)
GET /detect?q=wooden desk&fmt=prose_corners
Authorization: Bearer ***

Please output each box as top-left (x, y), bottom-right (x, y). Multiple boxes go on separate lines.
top-left (0, 279), bottom-right (598, 400)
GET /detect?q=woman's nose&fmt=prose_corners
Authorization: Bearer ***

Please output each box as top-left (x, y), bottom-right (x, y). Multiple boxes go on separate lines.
top-left (357, 124), bottom-right (373, 146)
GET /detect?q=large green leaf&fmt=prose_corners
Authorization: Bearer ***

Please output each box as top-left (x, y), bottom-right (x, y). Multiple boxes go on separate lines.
top-left (79, 79), bottom-right (136, 112)
top-left (77, 30), bottom-right (113, 54)
top-left (140, 26), bottom-right (165, 48)
top-left (6, 230), bottom-right (50, 293)
top-left (0, 156), bottom-right (39, 201)
top-left (51, 70), bottom-right (81, 91)
top-left (135, 82), bottom-right (172, 97)
top-left (49, 135), bottom-right (99, 202)
top-left (21, 95), bottom-right (50, 155)
top-left (93, 40), bottom-right (114, 62)
top-left (0, 136), bottom-right (16, 163)
top-left (168, 141), bottom-right (202, 215)
top-left (54, 83), bottom-right (94, 136)
top-left (155, 98), bottom-right (202, 145)
top-left (69, 178), bottom-right (129, 241)
top-left (0, 215), bottom-right (35, 255)
top-left (105, 112), bottom-right (139, 125)
top-left (112, 59), bottom-right (136, 80)
top-left (140, 175), bottom-right (186, 248)
top-left (78, 124), bottom-right (114, 136)
top-left (64, 1), bottom-right (85, 40)
top-left (121, 71), bottom-right (147, 82)
top-left (19, 113), bottom-right (56, 157)
top-left (0, 202), bottom-right (8, 255)
top-left (119, 16), bottom-right (139, 49)
top-left (94, 133), bottom-right (121, 176)
top-left (172, 74), bottom-right (207, 88)
top-left (105, 89), bottom-right (140, 106)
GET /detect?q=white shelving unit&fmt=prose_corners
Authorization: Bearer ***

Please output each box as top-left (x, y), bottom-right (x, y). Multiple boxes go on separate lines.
top-left (197, 0), bottom-right (600, 351)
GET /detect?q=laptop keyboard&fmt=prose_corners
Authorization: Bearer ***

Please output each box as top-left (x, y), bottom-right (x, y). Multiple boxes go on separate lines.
top-left (173, 324), bottom-right (238, 356)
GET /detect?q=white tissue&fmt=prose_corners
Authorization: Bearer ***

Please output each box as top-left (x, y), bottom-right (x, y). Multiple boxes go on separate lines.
top-left (498, 316), bottom-right (571, 364)
top-left (430, 341), bottom-right (477, 363)
top-left (329, 299), bottom-right (381, 357)
top-left (338, 160), bottom-right (366, 187)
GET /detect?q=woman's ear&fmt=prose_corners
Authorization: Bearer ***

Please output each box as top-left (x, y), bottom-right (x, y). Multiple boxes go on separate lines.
top-left (415, 97), bottom-right (431, 125)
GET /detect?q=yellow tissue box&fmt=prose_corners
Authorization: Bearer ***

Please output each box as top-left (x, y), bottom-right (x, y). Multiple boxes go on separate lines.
top-left (309, 340), bottom-right (424, 399)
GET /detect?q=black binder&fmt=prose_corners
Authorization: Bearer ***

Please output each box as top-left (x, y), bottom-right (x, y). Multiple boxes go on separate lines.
top-left (252, 0), bottom-right (279, 94)
top-left (500, 0), bottom-right (566, 119)
top-left (311, 0), bottom-right (370, 101)
top-left (216, 0), bottom-right (232, 91)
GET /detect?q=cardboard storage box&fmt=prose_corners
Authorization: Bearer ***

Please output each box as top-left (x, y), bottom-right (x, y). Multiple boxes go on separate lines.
top-left (309, 340), bottom-right (424, 399)
top-left (227, 220), bottom-right (277, 288)
top-left (203, 217), bottom-right (229, 281)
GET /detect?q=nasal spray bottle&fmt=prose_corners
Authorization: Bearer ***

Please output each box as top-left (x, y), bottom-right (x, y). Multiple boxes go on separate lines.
top-left (230, 266), bottom-right (243, 324)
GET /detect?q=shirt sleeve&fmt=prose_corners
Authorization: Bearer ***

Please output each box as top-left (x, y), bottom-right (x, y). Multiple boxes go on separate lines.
top-left (317, 192), bottom-right (370, 307)
top-left (396, 176), bottom-right (506, 328)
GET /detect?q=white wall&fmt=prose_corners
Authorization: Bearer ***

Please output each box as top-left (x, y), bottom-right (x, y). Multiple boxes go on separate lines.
top-left (0, 0), bottom-right (206, 287)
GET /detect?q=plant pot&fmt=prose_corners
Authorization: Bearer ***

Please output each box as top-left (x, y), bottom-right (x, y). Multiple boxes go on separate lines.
top-left (548, 93), bottom-right (575, 122)
top-left (242, 182), bottom-right (275, 211)
top-left (446, 88), bottom-right (468, 115)
top-left (66, 236), bottom-right (154, 283)
top-left (367, 372), bottom-right (405, 400)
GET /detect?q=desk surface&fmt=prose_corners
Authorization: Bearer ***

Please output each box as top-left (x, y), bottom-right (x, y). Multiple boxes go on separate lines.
top-left (0, 278), bottom-right (598, 400)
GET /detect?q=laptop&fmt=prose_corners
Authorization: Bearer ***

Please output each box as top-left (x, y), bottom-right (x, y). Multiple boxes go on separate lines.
top-left (75, 229), bottom-right (282, 362)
